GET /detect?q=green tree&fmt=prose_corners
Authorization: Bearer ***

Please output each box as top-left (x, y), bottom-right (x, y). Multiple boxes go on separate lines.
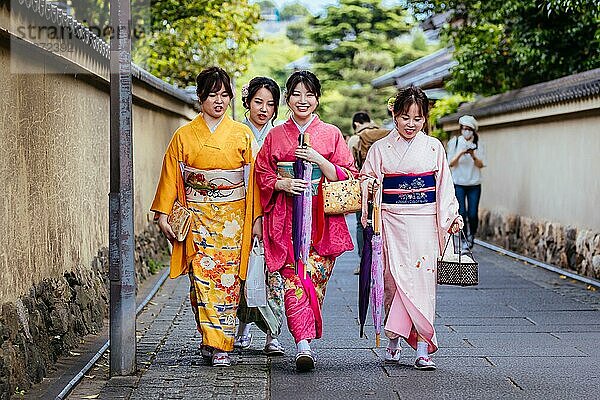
top-left (429, 93), bottom-right (474, 141)
top-left (320, 50), bottom-right (397, 135)
top-left (308, 0), bottom-right (412, 81)
top-left (132, 0), bottom-right (260, 88)
top-left (233, 35), bottom-right (305, 120)
top-left (294, 1), bottom-right (439, 132)
top-left (279, 2), bottom-right (312, 20)
top-left (407, 0), bottom-right (600, 95)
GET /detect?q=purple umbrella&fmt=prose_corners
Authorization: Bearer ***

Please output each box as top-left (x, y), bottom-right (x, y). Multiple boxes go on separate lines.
top-left (292, 132), bottom-right (312, 279)
top-left (358, 222), bottom-right (374, 338)
top-left (371, 196), bottom-right (384, 347)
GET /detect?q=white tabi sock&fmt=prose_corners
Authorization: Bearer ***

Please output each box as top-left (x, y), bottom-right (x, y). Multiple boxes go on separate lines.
top-left (297, 339), bottom-right (311, 352)
top-left (388, 337), bottom-right (400, 350)
top-left (416, 341), bottom-right (429, 359)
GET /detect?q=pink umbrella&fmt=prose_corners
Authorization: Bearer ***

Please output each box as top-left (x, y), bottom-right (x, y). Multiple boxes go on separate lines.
top-left (370, 186), bottom-right (384, 347)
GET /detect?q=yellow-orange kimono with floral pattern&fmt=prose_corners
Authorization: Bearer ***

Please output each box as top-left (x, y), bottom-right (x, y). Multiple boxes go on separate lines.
top-left (151, 114), bottom-right (261, 351)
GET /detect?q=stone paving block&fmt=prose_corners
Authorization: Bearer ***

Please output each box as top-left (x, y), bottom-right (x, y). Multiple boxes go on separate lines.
top-left (67, 233), bottom-right (600, 400)
top-left (437, 345), bottom-right (586, 357)
top-left (446, 323), bottom-right (600, 334)
top-left (436, 316), bottom-right (536, 327)
top-left (522, 310), bottom-right (600, 325)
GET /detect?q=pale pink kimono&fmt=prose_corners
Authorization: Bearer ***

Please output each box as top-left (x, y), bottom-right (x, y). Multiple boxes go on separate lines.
top-left (360, 130), bottom-right (460, 354)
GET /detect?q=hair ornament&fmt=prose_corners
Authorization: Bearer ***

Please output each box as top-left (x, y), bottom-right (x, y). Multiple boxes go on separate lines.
top-left (241, 84), bottom-right (249, 98)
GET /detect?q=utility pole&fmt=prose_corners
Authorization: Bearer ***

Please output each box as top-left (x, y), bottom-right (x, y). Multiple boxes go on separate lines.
top-left (108, 0), bottom-right (136, 375)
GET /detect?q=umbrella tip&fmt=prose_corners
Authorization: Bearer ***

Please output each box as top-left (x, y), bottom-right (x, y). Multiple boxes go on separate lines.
top-left (375, 334), bottom-right (380, 348)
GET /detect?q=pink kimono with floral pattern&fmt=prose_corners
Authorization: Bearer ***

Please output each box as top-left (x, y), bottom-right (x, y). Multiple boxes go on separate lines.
top-left (360, 130), bottom-right (460, 353)
top-left (255, 116), bottom-right (357, 342)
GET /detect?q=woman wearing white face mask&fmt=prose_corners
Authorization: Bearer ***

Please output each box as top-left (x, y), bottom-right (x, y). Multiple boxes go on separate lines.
top-left (447, 115), bottom-right (487, 250)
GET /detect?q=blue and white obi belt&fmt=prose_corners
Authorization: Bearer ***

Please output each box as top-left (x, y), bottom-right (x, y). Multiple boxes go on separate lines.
top-left (382, 173), bottom-right (436, 205)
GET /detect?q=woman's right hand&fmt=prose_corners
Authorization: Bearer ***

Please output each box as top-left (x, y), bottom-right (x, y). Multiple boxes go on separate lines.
top-left (275, 178), bottom-right (308, 195)
top-left (157, 213), bottom-right (176, 242)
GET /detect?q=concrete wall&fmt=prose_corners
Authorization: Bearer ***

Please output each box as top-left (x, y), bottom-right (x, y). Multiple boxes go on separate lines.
top-left (442, 97), bottom-right (600, 278)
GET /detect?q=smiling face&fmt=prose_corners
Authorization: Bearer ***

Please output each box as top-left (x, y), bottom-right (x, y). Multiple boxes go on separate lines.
top-left (395, 103), bottom-right (425, 140)
top-left (287, 82), bottom-right (318, 123)
top-left (248, 87), bottom-right (276, 129)
top-left (202, 84), bottom-right (231, 119)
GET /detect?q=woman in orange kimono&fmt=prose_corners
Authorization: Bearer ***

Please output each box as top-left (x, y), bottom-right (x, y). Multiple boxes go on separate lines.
top-left (151, 67), bottom-right (260, 367)
top-left (254, 70), bottom-right (357, 372)
top-left (360, 86), bottom-right (463, 370)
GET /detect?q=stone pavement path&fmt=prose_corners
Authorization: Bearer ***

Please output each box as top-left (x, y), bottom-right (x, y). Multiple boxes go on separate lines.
top-left (68, 218), bottom-right (600, 400)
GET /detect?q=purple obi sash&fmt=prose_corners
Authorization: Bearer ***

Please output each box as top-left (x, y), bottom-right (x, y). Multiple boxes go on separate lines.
top-left (382, 173), bottom-right (436, 205)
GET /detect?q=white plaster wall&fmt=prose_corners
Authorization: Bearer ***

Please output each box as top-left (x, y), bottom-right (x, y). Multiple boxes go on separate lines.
top-left (477, 111), bottom-right (600, 232)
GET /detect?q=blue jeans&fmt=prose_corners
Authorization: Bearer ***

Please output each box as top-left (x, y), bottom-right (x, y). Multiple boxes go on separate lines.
top-left (454, 184), bottom-right (481, 238)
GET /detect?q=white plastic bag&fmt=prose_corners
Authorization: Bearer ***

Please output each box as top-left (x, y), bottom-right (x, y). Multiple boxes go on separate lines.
top-left (244, 238), bottom-right (267, 307)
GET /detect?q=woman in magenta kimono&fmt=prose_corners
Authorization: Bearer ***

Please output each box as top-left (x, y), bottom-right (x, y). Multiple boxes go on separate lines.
top-left (360, 86), bottom-right (463, 370)
top-left (254, 70), bottom-right (357, 372)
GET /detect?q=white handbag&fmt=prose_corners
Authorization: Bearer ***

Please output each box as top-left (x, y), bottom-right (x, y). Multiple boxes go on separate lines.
top-left (244, 238), bottom-right (267, 307)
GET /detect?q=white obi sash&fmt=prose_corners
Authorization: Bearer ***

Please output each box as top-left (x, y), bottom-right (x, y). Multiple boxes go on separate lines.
top-left (182, 164), bottom-right (246, 203)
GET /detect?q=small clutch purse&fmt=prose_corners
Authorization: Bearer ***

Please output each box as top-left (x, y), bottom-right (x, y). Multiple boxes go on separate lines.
top-left (322, 171), bottom-right (362, 215)
top-left (168, 200), bottom-right (192, 241)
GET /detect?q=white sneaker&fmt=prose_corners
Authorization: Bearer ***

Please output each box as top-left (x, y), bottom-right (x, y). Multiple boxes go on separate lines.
top-left (384, 347), bottom-right (401, 363)
top-left (414, 356), bottom-right (436, 370)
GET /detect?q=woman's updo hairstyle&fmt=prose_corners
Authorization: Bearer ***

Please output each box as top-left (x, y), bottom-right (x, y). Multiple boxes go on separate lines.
top-left (393, 85), bottom-right (429, 119)
top-left (242, 76), bottom-right (281, 123)
top-left (195, 66), bottom-right (233, 103)
top-left (284, 70), bottom-right (321, 104)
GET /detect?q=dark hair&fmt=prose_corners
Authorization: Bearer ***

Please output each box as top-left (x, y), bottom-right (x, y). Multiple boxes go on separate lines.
top-left (352, 111), bottom-right (371, 130)
top-left (285, 70), bottom-right (321, 104)
top-left (195, 66), bottom-right (233, 103)
top-left (393, 86), bottom-right (429, 119)
top-left (242, 76), bottom-right (281, 123)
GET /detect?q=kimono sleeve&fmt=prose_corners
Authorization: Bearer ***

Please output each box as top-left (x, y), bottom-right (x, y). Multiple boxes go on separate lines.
top-left (150, 134), bottom-right (181, 215)
top-left (240, 130), bottom-right (260, 280)
top-left (359, 142), bottom-right (383, 228)
top-left (330, 127), bottom-right (358, 179)
top-left (435, 139), bottom-right (461, 235)
top-left (254, 131), bottom-right (280, 213)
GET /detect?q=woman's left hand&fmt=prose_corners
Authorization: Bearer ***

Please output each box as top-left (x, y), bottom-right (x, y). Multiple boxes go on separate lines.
top-left (252, 217), bottom-right (263, 241)
top-left (448, 216), bottom-right (464, 234)
top-left (295, 146), bottom-right (325, 165)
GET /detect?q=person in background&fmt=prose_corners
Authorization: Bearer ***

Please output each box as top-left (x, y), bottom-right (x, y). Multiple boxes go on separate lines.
top-left (446, 115), bottom-right (487, 250)
top-left (254, 70), bottom-right (357, 372)
top-left (350, 111), bottom-right (390, 274)
top-left (151, 67), bottom-right (261, 367)
top-left (360, 86), bottom-right (462, 370)
top-left (235, 76), bottom-right (286, 356)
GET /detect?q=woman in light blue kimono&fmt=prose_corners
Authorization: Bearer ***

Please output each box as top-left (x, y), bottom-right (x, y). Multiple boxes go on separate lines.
top-left (235, 76), bottom-right (286, 356)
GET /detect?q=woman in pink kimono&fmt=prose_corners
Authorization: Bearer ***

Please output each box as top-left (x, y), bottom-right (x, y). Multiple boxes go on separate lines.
top-left (255, 70), bottom-right (357, 372)
top-left (360, 86), bottom-right (463, 370)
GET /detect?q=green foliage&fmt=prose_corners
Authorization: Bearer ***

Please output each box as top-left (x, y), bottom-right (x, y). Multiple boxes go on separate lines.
top-left (286, 19), bottom-right (311, 45)
top-left (298, 1), bottom-right (441, 133)
top-left (407, 0), bottom-right (600, 95)
top-left (147, 258), bottom-right (164, 275)
top-left (279, 2), bottom-right (312, 20)
top-left (308, 0), bottom-right (413, 81)
top-left (132, 0), bottom-right (260, 88)
top-left (320, 50), bottom-right (397, 135)
top-left (234, 35), bottom-right (305, 120)
top-left (257, 0), bottom-right (277, 12)
top-left (429, 93), bottom-right (475, 141)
